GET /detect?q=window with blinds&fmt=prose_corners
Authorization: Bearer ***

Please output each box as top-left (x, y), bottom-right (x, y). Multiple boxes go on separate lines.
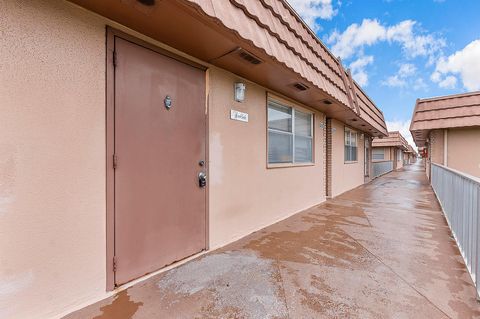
top-left (372, 148), bottom-right (385, 160)
top-left (344, 127), bottom-right (358, 162)
top-left (267, 100), bottom-right (313, 164)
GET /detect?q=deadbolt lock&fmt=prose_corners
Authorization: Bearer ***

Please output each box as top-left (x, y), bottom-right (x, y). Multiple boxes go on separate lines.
top-left (198, 172), bottom-right (207, 188)
top-left (164, 95), bottom-right (172, 110)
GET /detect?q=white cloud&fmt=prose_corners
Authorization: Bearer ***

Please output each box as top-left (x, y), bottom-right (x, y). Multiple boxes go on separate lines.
top-left (383, 75), bottom-right (406, 87)
top-left (438, 75), bottom-right (457, 89)
top-left (328, 19), bottom-right (385, 58)
top-left (287, 0), bottom-right (338, 31)
top-left (413, 78), bottom-right (428, 91)
top-left (349, 55), bottom-right (374, 86)
top-left (327, 19), bottom-right (445, 60)
top-left (386, 120), bottom-right (416, 150)
top-left (430, 71), bottom-right (441, 82)
top-left (432, 39), bottom-right (480, 91)
top-left (398, 63), bottom-right (416, 77)
top-left (386, 20), bottom-right (445, 59)
top-left (382, 63), bottom-right (416, 88)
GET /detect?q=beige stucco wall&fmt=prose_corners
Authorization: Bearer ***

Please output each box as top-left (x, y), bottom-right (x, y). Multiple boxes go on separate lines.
top-left (0, 1), bottom-right (328, 318)
top-left (1, 0), bottom-right (380, 316)
top-left (429, 129), bottom-right (445, 166)
top-left (447, 127), bottom-right (480, 178)
top-left (207, 68), bottom-right (326, 248)
top-left (0, 1), bottom-right (107, 318)
top-left (330, 119), bottom-right (365, 197)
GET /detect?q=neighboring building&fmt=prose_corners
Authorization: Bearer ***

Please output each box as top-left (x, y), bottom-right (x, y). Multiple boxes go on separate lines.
top-left (410, 91), bottom-right (480, 179)
top-left (0, 1), bottom-right (387, 318)
top-left (404, 145), bottom-right (418, 165)
top-left (371, 131), bottom-right (409, 177)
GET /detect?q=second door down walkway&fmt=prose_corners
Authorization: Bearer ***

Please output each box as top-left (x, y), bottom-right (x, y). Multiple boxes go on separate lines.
top-left (66, 163), bottom-right (480, 319)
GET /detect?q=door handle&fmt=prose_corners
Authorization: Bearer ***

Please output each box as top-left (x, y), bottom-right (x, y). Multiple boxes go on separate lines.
top-left (198, 172), bottom-right (207, 188)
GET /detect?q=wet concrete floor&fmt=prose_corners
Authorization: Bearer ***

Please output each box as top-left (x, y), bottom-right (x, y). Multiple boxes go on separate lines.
top-left (65, 163), bottom-right (480, 318)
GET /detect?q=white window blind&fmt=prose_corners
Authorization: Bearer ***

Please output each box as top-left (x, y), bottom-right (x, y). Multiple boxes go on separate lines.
top-left (372, 148), bottom-right (385, 160)
top-left (344, 128), bottom-right (358, 162)
top-left (268, 100), bottom-right (313, 164)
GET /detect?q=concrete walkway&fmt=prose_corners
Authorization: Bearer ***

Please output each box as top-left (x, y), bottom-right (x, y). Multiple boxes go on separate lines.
top-left (65, 163), bottom-right (480, 319)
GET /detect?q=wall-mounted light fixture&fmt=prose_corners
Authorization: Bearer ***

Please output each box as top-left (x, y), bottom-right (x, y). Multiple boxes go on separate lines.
top-left (234, 82), bottom-right (246, 102)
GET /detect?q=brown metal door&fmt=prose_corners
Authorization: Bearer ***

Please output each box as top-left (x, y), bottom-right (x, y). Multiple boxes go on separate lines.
top-left (114, 37), bottom-right (206, 285)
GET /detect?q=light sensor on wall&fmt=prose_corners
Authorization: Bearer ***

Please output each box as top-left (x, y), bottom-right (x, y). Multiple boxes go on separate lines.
top-left (234, 82), bottom-right (246, 102)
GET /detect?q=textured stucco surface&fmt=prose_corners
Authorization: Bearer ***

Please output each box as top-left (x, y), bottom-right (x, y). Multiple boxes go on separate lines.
top-left (331, 119), bottom-right (366, 197)
top-left (430, 129), bottom-right (445, 166)
top-left (207, 68), bottom-right (326, 248)
top-left (0, 1), bottom-right (106, 318)
top-left (1, 1), bottom-right (383, 318)
top-left (447, 127), bottom-right (480, 178)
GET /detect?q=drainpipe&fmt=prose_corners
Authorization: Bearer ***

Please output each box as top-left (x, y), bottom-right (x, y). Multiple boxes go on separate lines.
top-left (325, 117), bottom-right (332, 198)
top-left (443, 129), bottom-right (448, 166)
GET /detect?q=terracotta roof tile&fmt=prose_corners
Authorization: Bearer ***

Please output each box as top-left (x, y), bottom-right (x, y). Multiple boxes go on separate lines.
top-left (185, 0), bottom-right (387, 135)
top-left (372, 131), bottom-right (409, 150)
top-left (410, 91), bottom-right (480, 146)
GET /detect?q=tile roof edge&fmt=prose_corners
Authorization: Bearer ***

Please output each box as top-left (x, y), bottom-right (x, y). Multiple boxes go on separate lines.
top-left (279, 0), bottom-right (385, 118)
top-left (417, 90), bottom-right (480, 103)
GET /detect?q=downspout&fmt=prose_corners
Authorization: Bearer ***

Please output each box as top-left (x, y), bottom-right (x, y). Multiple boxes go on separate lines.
top-left (444, 129), bottom-right (448, 166)
top-left (325, 117), bottom-right (332, 198)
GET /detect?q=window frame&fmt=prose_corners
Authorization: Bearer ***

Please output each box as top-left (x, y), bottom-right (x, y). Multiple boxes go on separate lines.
top-left (267, 97), bottom-right (315, 168)
top-left (344, 126), bottom-right (358, 163)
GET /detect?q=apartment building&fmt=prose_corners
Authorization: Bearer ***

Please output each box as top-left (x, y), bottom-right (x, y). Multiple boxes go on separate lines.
top-left (410, 91), bottom-right (480, 179)
top-left (371, 131), bottom-right (409, 177)
top-left (0, 1), bottom-right (387, 317)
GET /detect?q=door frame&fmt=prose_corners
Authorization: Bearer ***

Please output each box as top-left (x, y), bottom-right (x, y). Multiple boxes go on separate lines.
top-left (105, 27), bottom-right (209, 290)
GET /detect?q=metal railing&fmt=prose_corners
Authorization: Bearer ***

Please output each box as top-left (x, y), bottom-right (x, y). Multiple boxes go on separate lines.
top-left (372, 160), bottom-right (393, 178)
top-left (431, 163), bottom-right (480, 298)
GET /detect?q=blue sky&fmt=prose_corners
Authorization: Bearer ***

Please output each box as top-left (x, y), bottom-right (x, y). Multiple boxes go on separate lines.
top-left (288, 0), bottom-right (480, 147)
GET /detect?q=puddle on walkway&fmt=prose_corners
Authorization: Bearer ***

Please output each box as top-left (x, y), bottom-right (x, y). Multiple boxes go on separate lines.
top-left (93, 290), bottom-right (142, 319)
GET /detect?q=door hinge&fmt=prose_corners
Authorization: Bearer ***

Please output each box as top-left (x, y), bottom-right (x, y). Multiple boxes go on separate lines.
top-left (113, 256), bottom-right (118, 272)
top-left (113, 154), bottom-right (118, 169)
top-left (113, 51), bottom-right (117, 67)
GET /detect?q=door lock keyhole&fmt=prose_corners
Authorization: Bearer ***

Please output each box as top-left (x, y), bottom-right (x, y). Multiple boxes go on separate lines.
top-left (164, 95), bottom-right (172, 110)
top-left (198, 172), bottom-right (207, 188)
